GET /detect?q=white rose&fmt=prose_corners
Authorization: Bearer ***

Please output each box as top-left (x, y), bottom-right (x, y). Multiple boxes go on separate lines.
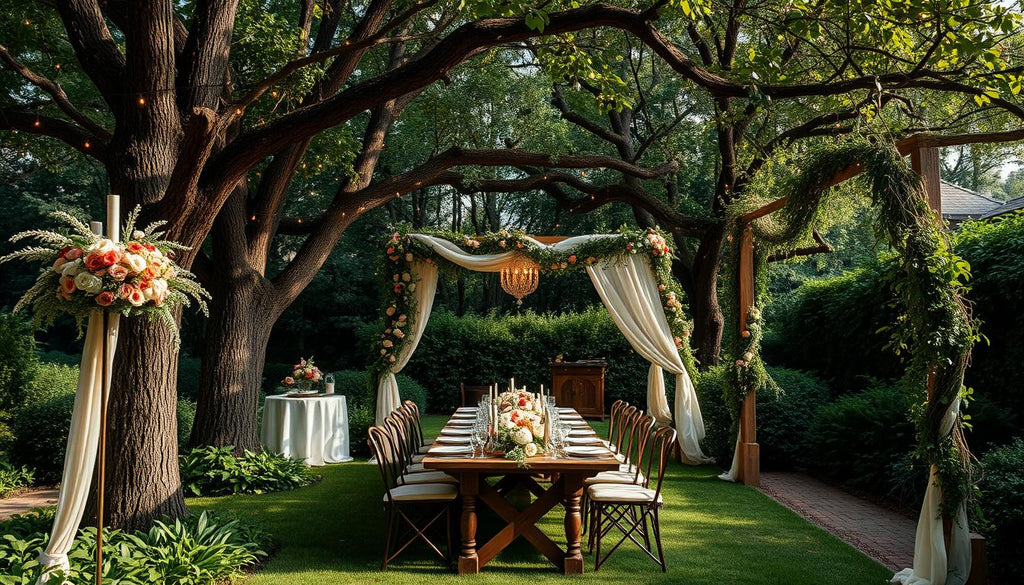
top-left (499, 413), bottom-right (514, 428)
top-left (132, 230), bottom-right (146, 240)
top-left (126, 254), bottom-right (147, 273)
top-left (142, 278), bottom-right (168, 302)
top-left (89, 238), bottom-right (118, 254)
top-left (524, 443), bottom-right (538, 457)
top-left (61, 259), bottom-right (82, 277)
top-left (511, 427), bottom-right (533, 446)
top-left (73, 272), bottom-right (103, 294)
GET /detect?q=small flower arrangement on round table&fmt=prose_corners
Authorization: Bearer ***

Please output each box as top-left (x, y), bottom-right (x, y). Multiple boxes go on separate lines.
top-left (281, 357), bottom-right (323, 396)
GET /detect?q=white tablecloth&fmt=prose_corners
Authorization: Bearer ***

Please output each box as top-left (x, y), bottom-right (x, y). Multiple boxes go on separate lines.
top-left (261, 394), bottom-right (354, 466)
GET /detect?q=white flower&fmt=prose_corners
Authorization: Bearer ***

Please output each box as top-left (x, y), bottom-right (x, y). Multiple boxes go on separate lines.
top-left (89, 238), bottom-right (118, 254)
top-left (132, 230), bottom-right (146, 240)
top-left (61, 259), bottom-right (82, 277)
top-left (125, 253), bottom-right (147, 273)
top-left (524, 443), bottom-right (538, 457)
top-left (401, 272), bottom-right (411, 282)
top-left (499, 413), bottom-right (514, 428)
top-left (73, 272), bottom-right (103, 294)
top-left (408, 283), bottom-right (416, 292)
top-left (142, 278), bottom-right (168, 302)
top-left (405, 252), bottom-right (413, 262)
top-left (511, 427), bottom-right (533, 446)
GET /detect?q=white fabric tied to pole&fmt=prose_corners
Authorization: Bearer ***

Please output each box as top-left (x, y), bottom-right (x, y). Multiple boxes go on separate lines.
top-left (375, 260), bottom-right (438, 426)
top-left (585, 255), bottom-right (711, 463)
top-left (37, 312), bottom-right (119, 584)
top-left (892, 398), bottom-right (971, 585)
top-left (375, 234), bottom-right (708, 464)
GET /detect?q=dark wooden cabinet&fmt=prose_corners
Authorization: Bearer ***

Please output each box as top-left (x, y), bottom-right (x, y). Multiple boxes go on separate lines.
top-left (550, 361), bottom-right (606, 419)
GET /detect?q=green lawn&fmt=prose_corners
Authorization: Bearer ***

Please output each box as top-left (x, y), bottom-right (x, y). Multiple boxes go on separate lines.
top-left (189, 415), bottom-right (891, 585)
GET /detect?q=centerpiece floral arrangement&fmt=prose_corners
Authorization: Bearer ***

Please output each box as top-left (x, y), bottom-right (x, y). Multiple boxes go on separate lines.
top-left (281, 357), bottom-right (322, 392)
top-left (491, 390), bottom-right (547, 466)
top-left (0, 208), bottom-right (208, 344)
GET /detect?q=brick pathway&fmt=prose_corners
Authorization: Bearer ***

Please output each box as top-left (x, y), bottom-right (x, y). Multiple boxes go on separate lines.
top-left (759, 471), bottom-right (915, 571)
top-left (0, 488), bottom-right (59, 520)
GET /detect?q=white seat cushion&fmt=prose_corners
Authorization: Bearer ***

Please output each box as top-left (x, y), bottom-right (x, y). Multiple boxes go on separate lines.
top-left (386, 483), bottom-right (458, 503)
top-left (411, 454), bottom-right (426, 463)
top-left (588, 484), bottom-right (661, 504)
top-left (405, 463), bottom-right (427, 473)
top-left (614, 453), bottom-right (627, 463)
top-left (399, 471), bottom-right (458, 485)
top-left (417, 445), bottom-right (432, 454)
top-left (585, 470), bottom-right (644, 485)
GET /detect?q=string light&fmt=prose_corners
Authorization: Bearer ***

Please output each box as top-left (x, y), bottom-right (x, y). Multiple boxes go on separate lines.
top-left (270, 91), bottom-right (279, 98)
top-left (54, 63), bottom-right (61, 71)
top-left (83, 141), bottom-right (90, 149)
top-left (33, 119), bottom-right (40, 128)
top-left (251, 215), bottom-right (256, 221)
top-left (297, 218), bottom-right (303, 223)
top-left (235, 108), bottom-right (242, 115)
top-left (24, 19), bottom-right (30, 25)
top-left (137, 97), bottom-right (146, 106)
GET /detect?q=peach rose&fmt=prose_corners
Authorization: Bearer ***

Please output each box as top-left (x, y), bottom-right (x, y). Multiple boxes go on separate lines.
top-left (120, 284), bottom-right (145, 307)
top-left (84, 253), bottom-right (106, 272)
top-left (65, 247), bottom-right (83, 260)
top-left (96, 291), bottom-right (115, 306)
top-left (283, 376), bottom-right (295, 385)
top-left (108, 264), bottom-right (129, 281)
top-left (59, 276), bottom-right (77, 295)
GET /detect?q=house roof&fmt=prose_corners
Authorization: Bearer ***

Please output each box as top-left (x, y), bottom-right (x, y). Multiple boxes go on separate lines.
top-left (940, 181), bottom-right (1003, 219)
top-left (980, 195), bottom-right (1024, 219)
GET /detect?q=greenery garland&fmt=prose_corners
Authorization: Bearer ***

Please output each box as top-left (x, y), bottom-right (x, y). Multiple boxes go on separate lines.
top-left (722, 139), bottom-right (979, 516)
top-left (369, 225), bottom-right (698, 392)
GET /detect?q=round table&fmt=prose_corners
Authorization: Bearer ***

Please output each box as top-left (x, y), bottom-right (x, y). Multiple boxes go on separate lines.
top-left (261, 394), bottom-right (354, 466)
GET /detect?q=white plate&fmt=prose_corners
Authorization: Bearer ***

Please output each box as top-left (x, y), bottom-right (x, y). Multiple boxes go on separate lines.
top-left (436, 436), bottom-right (471, 445)
top-left (456, 407), bottom-right (477, 413)
top-left (569, 430), bottom-right (596, 437)
top-left (565, 446), bottom-right (608, 457)
top-left (429, 445), bottom-right (473, 455)
top-left (440, 428), bottom-right (473, 436)
top-left (568, 421), bottom-right (589, 428)
top-left (450, 414), bottom-right (476, 420)
top-left (568, 437), bottom-right (604, 446)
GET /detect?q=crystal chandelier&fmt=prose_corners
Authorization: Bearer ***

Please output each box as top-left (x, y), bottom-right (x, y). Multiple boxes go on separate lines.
top-left (500, 255), bottom-right (540, 306)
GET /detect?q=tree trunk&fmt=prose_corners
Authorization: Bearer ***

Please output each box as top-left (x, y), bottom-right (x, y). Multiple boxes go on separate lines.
top-left (689, 230), bottom-right (725, 367)
top-left (105, 316), bottom-right (186, 531)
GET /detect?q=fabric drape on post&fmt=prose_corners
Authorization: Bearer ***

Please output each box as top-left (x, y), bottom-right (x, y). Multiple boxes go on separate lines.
top-left (891, 399), bottom-right (971, 585)
top-left (374, 260), bottom-right (438, 426)
top-left (37, 312), bottom-right (119, 583)
top-left (585, 255), bottom-right (711, 463)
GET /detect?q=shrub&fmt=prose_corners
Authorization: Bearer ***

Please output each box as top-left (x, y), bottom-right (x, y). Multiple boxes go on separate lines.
top-left (22, 362), bottom-right (80, 404)
top-left (978, 437), bottom-right (1024, 580)
top-left (398, 309), bottom-right (649, 413)
top-left (808, 382), bottom-right (917, 501)
top-left (0, 460), bottom-right (34, 497)
top-left (693, 366), bottom-right (736, 468)
top-left (0, 508), bottom-right (271, 585)
top-left (262, 362), bottom-right (294, 393)
top-left (179, 445), bottom-right (315, 496)
top-left (177, 356), bottom-right (202, 401)
top-left (177, 399), bottom-right (196, 448)
top-left (330, 369), bottom-right (427, 413)
top-left (758, 367), bottom-right (830, 469)
top-left (0, 314), bottom-right (39, 411)
top-left (10, 389), bottom-right (75, 483)
top-left (347, 405), bottom-right (375, 457)
top-left (37, 350), bottom-right (80, 366)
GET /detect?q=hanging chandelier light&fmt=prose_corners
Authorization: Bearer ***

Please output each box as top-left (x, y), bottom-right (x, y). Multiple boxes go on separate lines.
top-left (500, 255), bottom-right (540, 306)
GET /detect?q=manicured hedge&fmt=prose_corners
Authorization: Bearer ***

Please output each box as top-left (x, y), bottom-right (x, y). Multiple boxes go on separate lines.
top-left (397, 308), bottom-right (650, 413)
top-left (0, 314), bottom-right (39, 411)
top-left (978, 437), bottom-right (1024, 580)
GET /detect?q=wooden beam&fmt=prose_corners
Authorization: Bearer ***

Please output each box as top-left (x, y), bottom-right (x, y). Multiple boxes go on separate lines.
top-left (910, 146), bottom-right (942, 217)
top-left (736, 225), bottom-right (759, 487)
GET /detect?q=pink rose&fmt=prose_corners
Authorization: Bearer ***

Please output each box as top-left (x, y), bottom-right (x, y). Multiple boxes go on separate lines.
top-left (96, 291), bottom-right (115, 306)
top-left (108, 264), bottom-right (129, 281)
top-left (283, 376), bottom-right (295, 385)
top-left (59, 276), bottom-right (77, 295)
top-left (65, 248), bottom-right (83, 261)
top-left (119, 284), bottom-right (145, 307)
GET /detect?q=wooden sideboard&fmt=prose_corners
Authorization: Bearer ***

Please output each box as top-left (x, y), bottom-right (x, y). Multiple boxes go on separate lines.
top-left (550, 361), bottom-right (606, 419)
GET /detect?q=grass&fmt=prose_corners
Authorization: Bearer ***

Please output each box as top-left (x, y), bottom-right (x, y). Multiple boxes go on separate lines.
top-left (189, 415), bottom-right (891, 585)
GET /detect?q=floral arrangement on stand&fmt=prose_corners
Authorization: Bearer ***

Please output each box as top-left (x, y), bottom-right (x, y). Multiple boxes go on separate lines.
top-left (370, 225), bottom-right (698, 383)
top-left (281, 357), bottom-right (322, 393)
top-left (490, 390), bottom-right (547, 466)
top-left (0, 207), bottom-right (208, 344)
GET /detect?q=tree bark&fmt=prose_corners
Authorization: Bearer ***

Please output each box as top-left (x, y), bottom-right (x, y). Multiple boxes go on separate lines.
top-left (105, 316), bottom-right (186, 531)
top-left (689, 229), bottom-right (725, 367)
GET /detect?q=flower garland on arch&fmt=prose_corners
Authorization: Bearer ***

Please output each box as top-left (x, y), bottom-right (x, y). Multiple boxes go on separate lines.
top-left (721, 139), bottom-right (980, 516)
top-left (369, 225), bottom-right (698, 384)
top-left (0, 207), bottom-right (210, 346)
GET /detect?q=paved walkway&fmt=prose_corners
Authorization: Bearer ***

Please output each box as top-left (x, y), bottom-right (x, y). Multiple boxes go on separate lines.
top-left (0, 488), bottom-right (59, 520)
top-left (759, 471), bottom-right (915, 571)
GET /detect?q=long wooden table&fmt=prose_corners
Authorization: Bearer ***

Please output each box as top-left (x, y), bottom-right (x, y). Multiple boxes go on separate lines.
top-left (421, 407), bottom-right (620, 574)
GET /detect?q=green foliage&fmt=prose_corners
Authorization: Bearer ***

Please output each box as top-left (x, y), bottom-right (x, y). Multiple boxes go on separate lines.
top-left (22, 362), bottom-right (80, 404)
top-left (399, 309), bottom-right (650, 413)
top-left (693, 366), bottom-right (735, 466)
top-left (176, 356), bottom-right (202, 401)
top-left (346, 405), bottom-right (375, 457)
top-left (179, 446), bottom-right (315, 497)
top-left (10, 389), bottom-right (74, 484)
top-left (177, 399), bottom-right (196, 449)
top-left (0, 314), bottom-right (39, 411)
top-left (978, 438), bottom-right (1024, 580)
top-left (0, 460), bottom-right (34, 497)
top-left (808, 383), bottom-right (917, 496)
top-left (0, 508), bottom-right (270, 585)
top-left (758, 367), bottom-right (830, 469)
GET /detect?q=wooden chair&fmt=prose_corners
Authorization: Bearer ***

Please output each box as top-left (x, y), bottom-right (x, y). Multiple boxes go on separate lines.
top-left (589, 427), bottom-right (676, 572)
top-left (602, 400), bottom-right (627, 452)
top-left (460, 383), bottom-right (490, 407)
top-left (384, 412), bottom-right (456, 485)
top-left (401, 400), bottom-right (431, 453)
top-left (368, 426), bottom-right (457, 569)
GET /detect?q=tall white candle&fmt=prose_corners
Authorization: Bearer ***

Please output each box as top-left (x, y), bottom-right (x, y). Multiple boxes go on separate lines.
top-left (90, 221), bottom-right (103, 235)
top-left (510, 377), bottom-right (514, 391)
top-left (106, 194), bottom-right (120, 243)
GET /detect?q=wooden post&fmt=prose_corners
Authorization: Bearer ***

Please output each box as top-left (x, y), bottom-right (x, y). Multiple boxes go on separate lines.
top-left (736, 225), bottom-right (760, 487)
top-left (910, 145), bottom-right (942, 218)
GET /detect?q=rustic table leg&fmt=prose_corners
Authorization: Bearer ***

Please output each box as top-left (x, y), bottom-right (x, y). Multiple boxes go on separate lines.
top-left (458, 472), bottom-right (480, 575)
top-left (563, 473), bottom-right (585, 574)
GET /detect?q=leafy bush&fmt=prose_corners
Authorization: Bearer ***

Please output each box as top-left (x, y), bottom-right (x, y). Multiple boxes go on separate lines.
top-left (37, 350), bottom-right (80, 366)
top-left (0, 460), bottom-right (34, 497)
top-left (0, 314), bottom-right (39, 411)
top-left (177, 356), bottom-right (202, 401)
top-left (0, 410), bottom-right (13, 458)
top-left (758, 367), bottom-right (830, 469)
top-left (10, 389), bottom-right (75, 484)
top-left (0, 508), bottom-right (271, 585)
top-left (398, 308), bottom-right (650, 413)
top-left (808, 382), bottom-right (917, 501)
top-left (347, 405), bottom-right (375, 457)
top-left (179, 445), bottom-right (315, 496)
top-left (978, 438), bottom-right (1024, 580)
top-left (22, 362), bottom-right (80, 404)
top-left (177, 399), bottom-right (196, 448)
top-left (693, 366), bottom-right (736, 467)
top-left (330, 369), bottom-right (427, 413)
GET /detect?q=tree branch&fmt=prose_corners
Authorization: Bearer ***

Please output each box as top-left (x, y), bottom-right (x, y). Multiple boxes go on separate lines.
top-left (178, 0), bottom-right (240, 111)
top-left (55, 0), bottom-right (125, 103)
top-left (551, 86), bottom-right (626, 147)
top-left (0, 108), bottom-right (108, 161)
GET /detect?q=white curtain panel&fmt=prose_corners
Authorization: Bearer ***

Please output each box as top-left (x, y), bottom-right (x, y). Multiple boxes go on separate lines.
top-left (892, 398), bottom-right (971, 585)
top-left (375, 260), bottom-right (439, 426)
top-left (37, 312), bottom-right (119, 584)
top-left (585, 255), bottom-right (711, 463)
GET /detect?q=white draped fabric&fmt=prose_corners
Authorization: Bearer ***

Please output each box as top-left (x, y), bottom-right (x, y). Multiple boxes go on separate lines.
top-left (891, 398), bottom-right (971, 585)
top-left (375, 259), bottom-right (438, 426)
top-left (375, 234), bottom-right (708, 463)
top-left (585, 255), bottom-right (711, 463)
top-left (37, 312), bottom-right (119, 584)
